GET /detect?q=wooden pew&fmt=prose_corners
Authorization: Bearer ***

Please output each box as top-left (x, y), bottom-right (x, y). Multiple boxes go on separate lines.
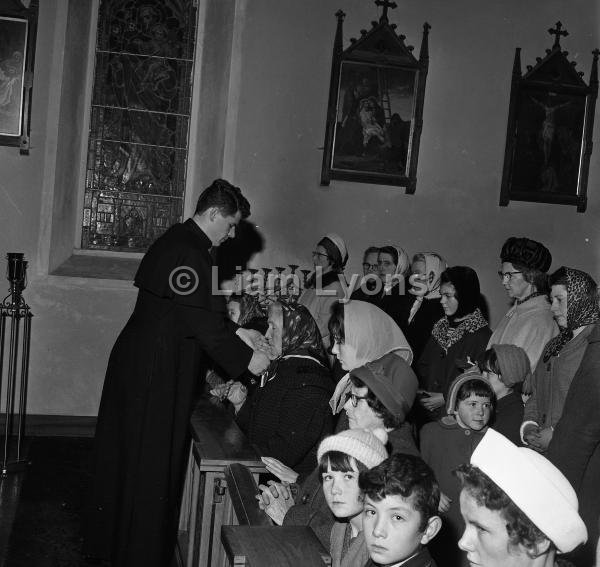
top-left (177, 398), bottom-right (268, 567)
top-left (224, 463), bottom-right (272, 527)
top-left (221, 526), bottom-right (332, 566)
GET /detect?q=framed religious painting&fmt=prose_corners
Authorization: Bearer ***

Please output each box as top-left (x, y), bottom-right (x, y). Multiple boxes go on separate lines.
top-left (499, 22), bottom-right (599, 212)
top-left (320, 1), bottom-right (430, 193)
top-left (0, 0), bottom-right (38, 154)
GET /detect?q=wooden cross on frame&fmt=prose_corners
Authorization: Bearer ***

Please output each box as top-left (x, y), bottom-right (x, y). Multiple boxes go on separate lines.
top-left (375, 0), bottom-right (397, 21)
top-left (548, 21), bottom-right (569, 48)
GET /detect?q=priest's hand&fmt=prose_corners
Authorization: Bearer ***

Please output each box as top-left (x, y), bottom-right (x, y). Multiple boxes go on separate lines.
top-left (237, 328), bottom-right (269, 350)
top-left (248, 350), bottom-right (270, 375)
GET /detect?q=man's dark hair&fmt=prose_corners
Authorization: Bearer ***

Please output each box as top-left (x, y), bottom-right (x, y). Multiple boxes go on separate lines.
top-left (363, 246), bottom-right (380, 260)
top-left (359, 453), bottom-right (440, 532)
top-left (194, 179), bottom-right (250, 219)
top-left (454, 464), bottom-right (552, 557)
top-left (349, 374), bottom-right (403, 429)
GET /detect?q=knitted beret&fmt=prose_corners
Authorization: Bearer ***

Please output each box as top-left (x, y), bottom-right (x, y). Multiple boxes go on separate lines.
top-left (317, 428), bottom-right (388, 470)
top-left (491, 344), bottom-right (531, 388)
top-left (351, 352), bottom-right (418, 421)
top-left (500, 237), bottom-right (552, 272)
top-left (471, 429), bottom-right (587, 553)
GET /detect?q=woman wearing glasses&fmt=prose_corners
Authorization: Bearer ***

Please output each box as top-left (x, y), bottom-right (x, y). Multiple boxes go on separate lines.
top-left (299, 233), bottom-right (349, 349)
top-left (487, 237), bottom-right (557, 391)
top-left (256, 301), bottom-right (415, 547)
top-left (416, 266), bottom-right (492, 421)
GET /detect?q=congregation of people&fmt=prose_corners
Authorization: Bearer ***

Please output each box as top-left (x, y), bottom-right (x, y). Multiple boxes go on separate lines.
top-left (217, 232), bottom-right (600, 567)
top-left (85, 181), bottom-right (599, 567)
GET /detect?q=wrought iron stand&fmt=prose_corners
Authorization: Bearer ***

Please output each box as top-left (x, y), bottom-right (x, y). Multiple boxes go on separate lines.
top-left (0, 253), bottom-right (32, 475)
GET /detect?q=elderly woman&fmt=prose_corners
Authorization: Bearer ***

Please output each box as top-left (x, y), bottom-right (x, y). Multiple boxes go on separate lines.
top-left (416, 266), bottom-right (492, 420)
top-left (229, 302), bottom-right (334, 481)
top-left (403, 252), bottom-right (447, 363)
top-left (299, 233), bottom-right (349, 348)
top-left (488, 237), bottom-right (557, 390)
top-left (257, 301), bottom-right (415, 547)
top-left (376, 245), bottom-right (411, 331)
top-left (521, 267), bottom-right (599, 454)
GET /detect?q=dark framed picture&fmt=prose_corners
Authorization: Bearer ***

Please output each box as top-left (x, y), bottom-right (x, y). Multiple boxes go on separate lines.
top-left (500, 23), bottom-right (598, 212)
top-left (0, 1), bottom-right (38, 154)
top-left (0, 16), bottom-right (28, 137)
top-left (320, 8), bottom-right (430, 193)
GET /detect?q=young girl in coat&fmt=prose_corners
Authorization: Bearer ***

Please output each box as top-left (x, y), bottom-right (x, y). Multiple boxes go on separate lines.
top-left (317, 428), bottom-right (389, 567)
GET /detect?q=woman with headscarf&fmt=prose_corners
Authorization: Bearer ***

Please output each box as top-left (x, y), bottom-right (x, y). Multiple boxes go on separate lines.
top-left (521, 267), bottom-right (600, 454)
top-left (376, 245), bottom-right (412, 332)
top-left (229, 301), bottom-right (334, 481)
top-left (299, 233), bottom-right (349, 349)
top-left (403, 252), bottom-right (447, 363)
top-left (488, 237), bottom-right (558, 391)
top-left (416, 266), bottom-right (492, 421)
top-left (258, 300), bottom-right (414, 546)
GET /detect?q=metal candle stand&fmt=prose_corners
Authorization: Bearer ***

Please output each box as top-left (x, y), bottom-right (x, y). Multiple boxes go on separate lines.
top-left (0, 253), bottom-right (32, 475)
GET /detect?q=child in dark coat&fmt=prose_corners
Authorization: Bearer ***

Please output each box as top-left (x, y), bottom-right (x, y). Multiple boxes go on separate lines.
top-left (480, 344), bottom-right (529, 446)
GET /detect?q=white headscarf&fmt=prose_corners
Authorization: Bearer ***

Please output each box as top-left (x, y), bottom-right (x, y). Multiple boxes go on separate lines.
top-left (382, 245), bottom-right (410, 294)
top-left (329, 300), bottom-right (413, 413)
top-left (408, 252), bottom-right (447, 323)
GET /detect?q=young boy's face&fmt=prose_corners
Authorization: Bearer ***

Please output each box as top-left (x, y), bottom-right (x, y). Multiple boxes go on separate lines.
top-left (459, 490), bottom-right (529, 567)
top-left (456, 393), bottom-right (492, 431)
top-left (363, 493), bottom-right (427, 565)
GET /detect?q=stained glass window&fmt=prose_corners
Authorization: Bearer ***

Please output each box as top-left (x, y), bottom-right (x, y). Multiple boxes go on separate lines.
top-left (81, 0), bottom-right (197, 252)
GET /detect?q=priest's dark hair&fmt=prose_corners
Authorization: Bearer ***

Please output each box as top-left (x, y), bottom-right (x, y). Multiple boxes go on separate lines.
top-left (195, 179), bottom-right (250, 219)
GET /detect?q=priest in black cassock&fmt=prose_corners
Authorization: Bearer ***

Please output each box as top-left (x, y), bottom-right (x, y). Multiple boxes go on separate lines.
top-left (83, 179), bottom-right (270, 567)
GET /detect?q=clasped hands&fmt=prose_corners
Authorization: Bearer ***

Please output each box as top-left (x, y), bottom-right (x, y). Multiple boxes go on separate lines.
top-left (255, 457), bottom-right (299, 525)
top-left (522, 423), bottom-right (553, 453)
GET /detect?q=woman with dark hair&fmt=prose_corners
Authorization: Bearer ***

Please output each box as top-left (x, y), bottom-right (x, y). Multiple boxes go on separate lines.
top-left (376, 245), bottom-right (412, 331)
top-left (522, 267), bottom-right (599, 454)
top-left (300, 233), bottom-right (349, 348)
top-left (416, 266), bottom-right (492, 420)
top-left (228, 301), bottom-right (334, 481)
top-left (488, 237), bottom-right (557, 390)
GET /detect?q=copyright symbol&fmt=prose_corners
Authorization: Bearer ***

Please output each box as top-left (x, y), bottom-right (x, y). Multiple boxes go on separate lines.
top-left (169, 266), bottom-right (199, 295)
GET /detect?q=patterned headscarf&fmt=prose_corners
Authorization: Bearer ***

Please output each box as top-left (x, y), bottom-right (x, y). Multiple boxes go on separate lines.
top-left (408, 252), bottom-right (447, 323)
top-left (381, 245), bottom-right (411, 294)
top-left (280, 302), bottom-right (327, 363)
top-left (542, 267), bottom-right (600, 362)
top-left (264, 302), bottom-right (328, 383)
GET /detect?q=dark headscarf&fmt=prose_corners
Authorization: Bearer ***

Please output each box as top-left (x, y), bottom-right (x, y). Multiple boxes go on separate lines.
top-left (542, 267), bottom-right (600, 362)
top-left (441, 266), bottom-right (481, 320)
top-left (280, 302), bottom-right (327, 362)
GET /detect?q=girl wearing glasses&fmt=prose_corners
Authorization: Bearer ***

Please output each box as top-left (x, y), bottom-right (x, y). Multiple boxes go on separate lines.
top-left (300, 233), bottom-right (349, 350)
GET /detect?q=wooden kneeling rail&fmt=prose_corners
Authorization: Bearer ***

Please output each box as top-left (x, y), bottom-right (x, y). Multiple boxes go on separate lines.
top-left (224, 463), bottom-right (272, 527)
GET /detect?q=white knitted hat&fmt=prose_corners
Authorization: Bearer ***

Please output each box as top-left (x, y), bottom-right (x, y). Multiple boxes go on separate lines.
top-left (317, 428), bottom-right (388, 470)
top-left (470, 429), bottom-right (587, 554)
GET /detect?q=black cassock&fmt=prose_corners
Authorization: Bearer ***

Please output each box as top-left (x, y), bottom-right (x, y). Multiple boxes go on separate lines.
top-left (83, 219), bottom-right (252, 566)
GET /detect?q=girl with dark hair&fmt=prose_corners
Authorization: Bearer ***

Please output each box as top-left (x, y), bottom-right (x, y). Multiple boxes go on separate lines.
top-left (300, 233), bottom-right (349, 349)
top-left (416, 266), bottom-right (492, 421)
top-left (522, 266), bottom-right (600, 454)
